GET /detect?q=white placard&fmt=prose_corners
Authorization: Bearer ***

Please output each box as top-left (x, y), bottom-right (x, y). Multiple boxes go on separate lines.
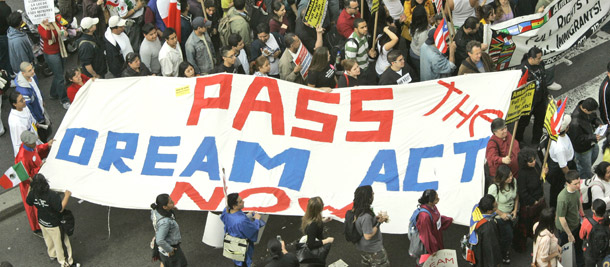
top-left (24, 0), bottom-right (55, 25)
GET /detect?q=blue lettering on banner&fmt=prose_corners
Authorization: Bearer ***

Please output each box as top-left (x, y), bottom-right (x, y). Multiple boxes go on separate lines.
top-left (56, 128), bottom-right (99, 165)
top-left (404, 145), bottom-right (444, 191)
top-left (141, 136), bottom-right (180, 176)
top-left (229, 141), bottom-right (310, 191)
top-left (453, 137), bottom-right (490, 182)
top-left (180, 137), bottom-right (220, 180)
top-left (98, 131), bottom-right (139, 173)
top-left (359, 150), bottom-right (399, 191)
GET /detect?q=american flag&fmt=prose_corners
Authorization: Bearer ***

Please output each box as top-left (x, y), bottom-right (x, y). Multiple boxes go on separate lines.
top-left (434, 18), bottom-right (450, 53)
top-left (435, 0), bottom-right (444, 14)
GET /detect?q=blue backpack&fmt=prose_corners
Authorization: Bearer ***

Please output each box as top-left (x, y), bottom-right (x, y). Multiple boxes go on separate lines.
top-left (408, 206), bottom-right (432, 258)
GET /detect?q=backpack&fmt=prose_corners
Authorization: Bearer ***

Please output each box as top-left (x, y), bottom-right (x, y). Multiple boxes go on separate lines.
top-left (460, 218), bottom-right (488, 265)
top-left (344, 210), bottom-right (362, 243)
top-left (407, 206), bottom-right (432, 258)
top-left (60, 209), bottom-right (75, 236)
top-left (326, 28), bottom-right (358, 71)
top-left (581, 176), bottom-right (604, 210)
top-left (218, 14), bottom-right (242, 47)
top-left (584, 216), bottom-right (610, 260)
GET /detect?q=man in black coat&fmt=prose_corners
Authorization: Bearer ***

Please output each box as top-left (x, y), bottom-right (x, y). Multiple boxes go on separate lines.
top-left (569, 97), bottom-right (602, 179)
top-left (378, 50), bottom-right (416, 86)
top-left (472, 194), bottom-right (502, 267)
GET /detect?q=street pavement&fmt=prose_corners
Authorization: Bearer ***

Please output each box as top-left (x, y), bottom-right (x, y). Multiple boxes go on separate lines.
top-left (1, 0), bottom-right (610, 265)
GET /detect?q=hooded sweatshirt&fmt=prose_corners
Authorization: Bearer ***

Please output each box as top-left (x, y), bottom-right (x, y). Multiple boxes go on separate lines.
top-left (7, 27), bottom-right (34, 74)
top-left (14, 73), bottom-right (45, 123)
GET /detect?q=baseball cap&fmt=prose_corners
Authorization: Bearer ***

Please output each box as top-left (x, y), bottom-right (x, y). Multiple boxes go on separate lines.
top-left (80, 17), bottom-right (99, 30)
top-left (425, 28), bottom-right (436, 45)
top-left (192, 17), bottom-right (206, 29)
top-left (108, 16), bottom-right (127, 28)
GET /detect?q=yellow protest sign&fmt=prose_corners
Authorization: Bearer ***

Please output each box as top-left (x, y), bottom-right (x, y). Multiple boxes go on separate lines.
top-left (370, 0), bottom-right (380, 13)
top-left (505, 82), bottom-right (535, 124)
top-left (175, 85), bottom-right (190, 97)
top-left (304, 0), bottom-right (327, 28)
top-left (544, 98), bottom-right (558, 141)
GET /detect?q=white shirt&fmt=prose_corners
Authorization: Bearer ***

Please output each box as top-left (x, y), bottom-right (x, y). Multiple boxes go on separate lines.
top-left (549, 134), bottom-right (574, 168)
top-left (159, 42), bottom-right (183, 77)
top-left (264, 36), bottom-right (281, 75)
top-left (8, 107), bottom-right (39, 157)
top-left (237, 48), bottom-right (249, 75)
top-left (113, 32), bottom-right (134, 60)
top-left (375, 42), bottom-right (390, 75)
top-left (591, 176), bottom-right (610, 210)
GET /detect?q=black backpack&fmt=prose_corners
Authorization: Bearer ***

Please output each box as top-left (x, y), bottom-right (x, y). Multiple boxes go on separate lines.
top-left (326, 27), bottom-right (358, 71)
top-left (60, 209), bottom-right (75, 236)
top-left (344, 210), bottom-right (362, 243)
top-left (584, 216), bottom-right (610, 260)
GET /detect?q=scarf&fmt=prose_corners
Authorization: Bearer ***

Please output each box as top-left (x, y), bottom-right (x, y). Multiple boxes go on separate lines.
top-left (40, 22), bottom-right (68, 58)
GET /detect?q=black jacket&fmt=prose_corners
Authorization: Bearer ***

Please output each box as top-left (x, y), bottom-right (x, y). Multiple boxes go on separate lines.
top-left (249, 32), bottom-right (285, 63)
top-left (517, 166), bottom-right (543, 206)
top-left (473, 218), bottom-right (502, 267)
top-left (77, 33), bottom-right (107, 77)
top-left (598, 76), bottom-right (610, 124)
top-left (103, 37), bottom-right (125, 77)
top-left (378, 64), bottom-right (417, 86)
top-left (520, 60), bottom-right (548, 105)
top-left (121, 64), bottom-right (152, 77)
top-left (569, 100), bottom-right (601, 153)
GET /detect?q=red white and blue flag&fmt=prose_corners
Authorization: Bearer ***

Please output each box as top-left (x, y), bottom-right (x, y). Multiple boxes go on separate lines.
top-left (157, 0), bottom-right (181, 39)
top-left (435, 0), bottom-right (444, 14)
top-left (550, 97), bottom-right (568, 136)
top-left (434, 18), bottom-right (449, 53)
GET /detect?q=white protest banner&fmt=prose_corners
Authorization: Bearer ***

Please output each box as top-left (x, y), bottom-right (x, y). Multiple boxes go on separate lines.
top-left (24, 0), bottom-right (55, 25)
top-left (40, 71), bottom-right (521, 234)
top-left (490, 0), bottom-right (610, 70)
top-left (422, 249), bottom-right (459, 267)
top-left (293, 43), bottom-right (312, 79)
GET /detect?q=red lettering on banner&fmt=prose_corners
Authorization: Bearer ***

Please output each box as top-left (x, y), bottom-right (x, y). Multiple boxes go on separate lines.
top-left (297, 198), bottom-right (353, 219)
top-left (170, 182), bottom-right (224, 209)
top-left (346, 88), bottom-right (394, 142)
top-left (291, 89), bottom-right (340, 143)
top-left (187, 74), bottom-right (233, 125)
top-left (424, 80), bottom-right (503, 137)
top-left (241, 187), bottom-right (290, 212)
top-left (233, 77), bottom-right (285, 135)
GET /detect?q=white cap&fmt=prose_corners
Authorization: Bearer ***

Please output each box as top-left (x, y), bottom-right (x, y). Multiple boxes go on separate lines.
top-left (108, 16), bottom-right (126, 28)
top-left (80, 17), bottom-right (99, 30)
top-left (560, 115), bottom-right (572, 132)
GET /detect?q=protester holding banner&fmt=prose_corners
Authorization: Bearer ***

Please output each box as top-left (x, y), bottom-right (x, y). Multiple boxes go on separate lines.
top-left (140, 23), bottom-right (163, 76)
top-left (415, 189), bottom-right (453, 263)
top-left (532, 208), bottom-right (561, 267)
top-left (7, 12), bottom-right (34, 75)
top-left (336, 0), bottom-right (361, 39)
top-left (420, 28), bottom-right (457, 81)
top-left (300, 197), bottom-right (334, 265)
top-left (38, 18), bottom-right (70, 110)
top-left (65, 67), bottom-right (91, 103)
top-left (400, 0), bottom-right (434, 41)
top-left (151, 194), bottom-right (188, 267)
top-left (121, 52), bottom-right (153, 77)
top-left (457, 40), bottom-right (494, 75)
top-left (26, 174), bottom-right (79, 267)
top-left (598, 62), bottom-right (610, 124)
top-left (177, 61), bottom-right (196, 77)
top-left (159, 28), bottom-right (184, 77)
top-left (379, 50), bottom-right (416, 85)
top-left (16, 131), bottom-right (54, 234)
top-left (555, 170), bottom-right (585, 267)
top-left (547, 115), bottom-right (574, 209)
top-left (221, 193), bottom-right (266, 267)
top-left (337, 59), bottom-right (360, 87)
top-left (515, 47), bottom-right (548, 146)
top-left (353, 185), bottom-right (390, 267)
top-left (514, 148), bottom-right (545, 253)
top-left (487, 164), bottom-right (518, 264)
top-left (569, 98), bottom-right (602, 180)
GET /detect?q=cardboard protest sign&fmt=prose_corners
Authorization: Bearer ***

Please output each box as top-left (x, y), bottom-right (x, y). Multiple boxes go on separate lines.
top-left (303, 0), bottom-right (327, 28)
top-left (293, 43), bottom-right (312, 79)
top-left (423, 249), bottom-right (459, 267)
top-left (490, 0), bottom-right (610, 70)
top-left (40, 71), bottom-right (521, 234)
top-left (505, 81), bottom-right (535, 124)
top-left (25, 0), bottom-right (55, 25)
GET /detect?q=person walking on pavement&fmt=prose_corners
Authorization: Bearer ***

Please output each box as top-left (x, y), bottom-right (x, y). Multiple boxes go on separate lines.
top-left (15, 131), bottom-right (54, 235)
top-left (26, 174), bottom-right (80, 267)
top-left (300, 197), bottom-right (334, 265)
top-left (555, 170), bottom-right (585, 267)
top-left (38, 18), bottom-right (71, 109)
top-left (8, 92), bottom-right (39, 157)
top-left (151, 194), bottom-right (188, 267)
top-left (221, 192), bottom-right (266, 267)
top-left (7, 12), bottom-right (34, 75)
top-left (15, 62), bottom-right (51, 142)
top-left (0, 0), bottom-right (12, 75)
top-left (352, 185), bottom-right (391, 267)
top-left (569, 97), bottom-right (602, 180)
top-left (414, 189), bottom-right (453, 265)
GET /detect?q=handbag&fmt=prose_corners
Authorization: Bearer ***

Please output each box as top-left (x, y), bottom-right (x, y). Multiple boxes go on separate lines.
top-left (295, 235), bottom-right (330, 264)
top-left (223, 233), bottom-right (248, 262)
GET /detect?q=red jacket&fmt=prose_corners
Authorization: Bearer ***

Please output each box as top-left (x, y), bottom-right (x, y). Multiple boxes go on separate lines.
top-left (416, 204), bottom-right (453, 256)
top-left (336, 9), bottom-right (360, 39)
top-left (580, 215), bottom-right (605, 241)
top-left (15, 143), bottom-right (50, 178)
top-left (37, 25), bottom-right (61, 55)
top-left (485, 133), bottom-right (520, 177)
top-left (67, 74), bottom-right (90, 103)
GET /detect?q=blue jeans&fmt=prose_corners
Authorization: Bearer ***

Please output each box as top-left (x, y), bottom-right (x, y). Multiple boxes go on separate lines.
top-left (496, 217), bottom-right (513, 256)
top-left (574, 144), bottom-right (599, 179)
top-left (44, 53), bottom-right (68, 103)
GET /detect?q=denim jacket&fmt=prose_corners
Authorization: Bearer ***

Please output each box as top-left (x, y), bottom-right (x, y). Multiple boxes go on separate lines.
top-left (151, 209), bottom-right (182, 255)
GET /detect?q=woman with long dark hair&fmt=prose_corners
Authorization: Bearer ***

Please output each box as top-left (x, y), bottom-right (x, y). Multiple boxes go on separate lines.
top-left (408, 6), bottom-right (431, 76)
top-left (151, 194), bottom-right (187, 267)
top-left (374, 25), bottom-right (400, 76)
top-left (306, 47), bottom-right (335, 91)
top-left (488, 164), bottom-right (519, 264)
top-left (269, 0), bottom-right (290, 35)
top-left (401, 0), bottom-right (434, 42)
top-left (532, 208), bottom-right (561, 266)
top-left (414, 189), bottom-right (453, 265)
top-left (516, 46), bottom-right (547, 145)
top-left (178, 61), bottom-right (196, 78)
top-left (300, 197), bottom-right (334, 265)
top-left (65, 68), bottom-right (91, 103)
top-left (221, 193), bottom-right (266, 267)
top-left (514, 148), bottom-right (545, 252)
top-left (351, 185), bottom-right (390, 266)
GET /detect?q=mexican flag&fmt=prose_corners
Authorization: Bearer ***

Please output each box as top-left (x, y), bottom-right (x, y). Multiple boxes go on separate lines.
top-left (0, 162), bottom-right (29, 189)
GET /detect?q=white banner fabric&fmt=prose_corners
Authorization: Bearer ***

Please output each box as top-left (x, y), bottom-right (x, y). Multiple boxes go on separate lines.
top-left (490, 0), bottom-right (610, 69)
top-left (40, 71), bottom-right (521, 234)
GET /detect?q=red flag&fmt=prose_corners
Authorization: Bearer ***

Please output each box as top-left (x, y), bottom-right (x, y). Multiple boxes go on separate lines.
top-left (517, 69), bottom-right (528, 87)
top-left (157, 0), bottom-right (181, 40)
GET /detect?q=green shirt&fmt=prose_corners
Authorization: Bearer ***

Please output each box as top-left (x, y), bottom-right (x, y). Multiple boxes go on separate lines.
top-left (487, 179), bottom-right (517, 213)
top-left (555, 187), bottom-right (580, 232)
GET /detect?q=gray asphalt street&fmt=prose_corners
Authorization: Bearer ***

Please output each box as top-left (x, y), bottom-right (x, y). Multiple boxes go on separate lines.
top-left (1, 0), bottom-right (610, 265)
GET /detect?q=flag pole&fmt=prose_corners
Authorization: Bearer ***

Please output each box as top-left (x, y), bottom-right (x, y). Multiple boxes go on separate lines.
top-left (372, 10), bottom-right (379, 47)
top-left (439, 2), bottom-right (455, 41)
top-left (540, 139), bottom-right (551, 181)
top-left (199, 0), bottom-right (209, 21)
top-left (507, 119), bottom-right (519, 160)
top-left (361, 0), bottom-right (364, 17)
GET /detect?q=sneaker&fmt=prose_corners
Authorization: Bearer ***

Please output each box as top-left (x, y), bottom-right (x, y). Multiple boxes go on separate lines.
top-left (62, 102), bottom-right (71, 110)
top-left (71, 263), bottom-right (81, 267)
top-left (502, 253), bottom-right (510, 264)
top-left (33, 230), bottom-right (44, 239)
top-left (547, 82), bottom-right (562, 91)
top-left (49, 257), bottom-right (56, 262)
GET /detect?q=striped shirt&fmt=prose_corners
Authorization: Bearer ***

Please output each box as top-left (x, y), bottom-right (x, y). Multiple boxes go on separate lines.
top-left (345, 32), bottom-right (370, 70)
